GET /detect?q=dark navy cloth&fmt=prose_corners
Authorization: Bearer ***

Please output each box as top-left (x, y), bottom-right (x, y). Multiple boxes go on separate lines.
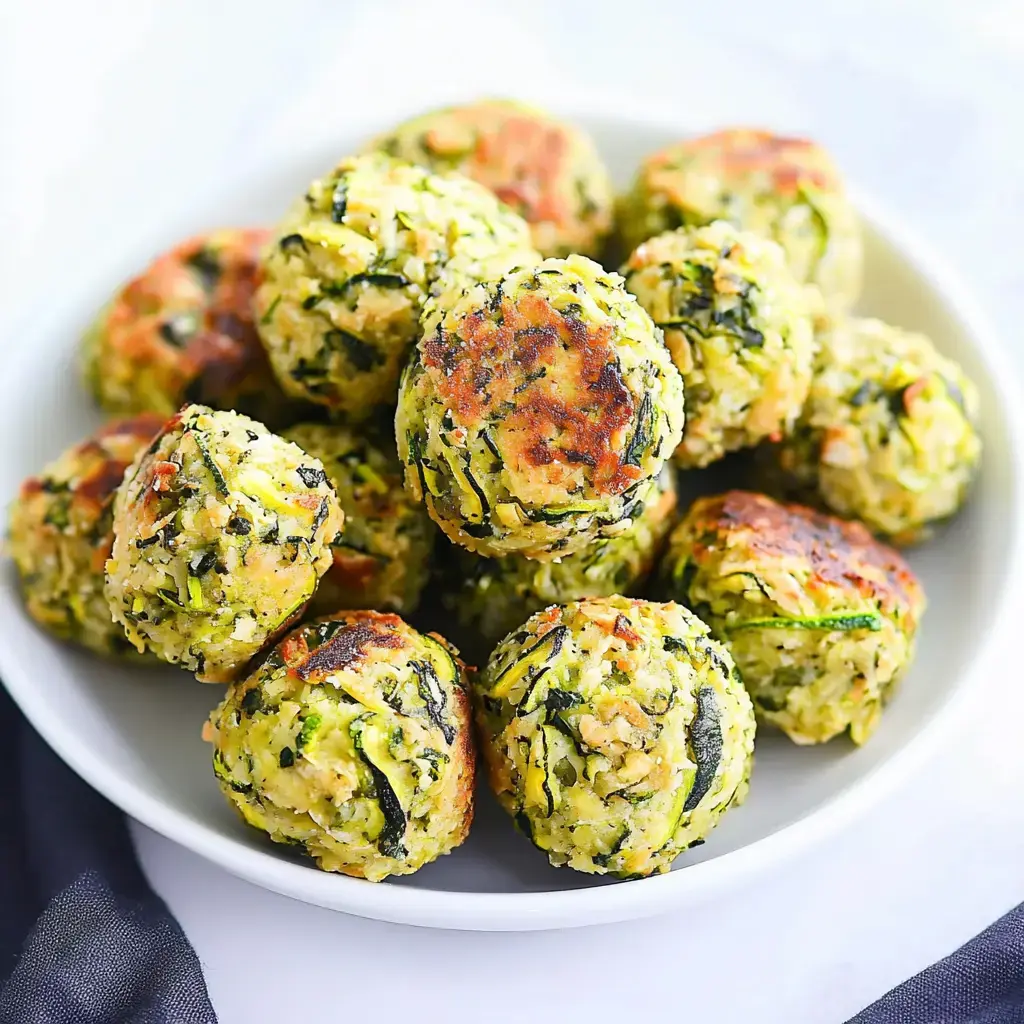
top-left (3, 682), bottom-right (1024, 1024)
top-left (0, 686), bottom-right (216, 1023)
top-left (851, 906), bottom-right (1024, 1023)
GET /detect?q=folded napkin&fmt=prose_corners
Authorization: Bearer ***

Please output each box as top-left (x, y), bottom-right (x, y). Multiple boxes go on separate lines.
top-left (1, 681), bottom-right (1022, 1024)
top-left (0, 686), bottom-right (216, 1024)
top-left (851, 907), bottom-right (1024, 1023)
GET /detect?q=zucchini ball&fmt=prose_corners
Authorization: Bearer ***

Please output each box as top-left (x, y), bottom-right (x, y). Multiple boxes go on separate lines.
top-left (443, 464), bottom-right (678, 656)
top-left (254, 152), bottom-right (533, 421)
top-left (283, 423), bottom-right (434, 615)
top-left (764, 317), bottom-right (982, 544)
top-left (82, 228), bottom-right (299, 426)
top-left (204, 611), bottom-right (474, 881)
top-left (396, 254), bottom-right (684, 560)
top-left (662, 491), bottom-right (925, 745)
top-left (105, 405), bottom-right (343, 681)
top-left (367, 99), bottom-right (614, 259)
top-left (7, 414), bottom-right (163, 656)
top-left (475, 596), bottom-right (755, 877)
top-left (617, 128), bottom-right (862, 311)
top-left (621, 221), bottom-right (815, 468)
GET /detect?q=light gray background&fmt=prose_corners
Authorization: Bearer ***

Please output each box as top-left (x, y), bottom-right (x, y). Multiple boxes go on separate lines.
top-left (3, 1), bottom-right (1024, 1021)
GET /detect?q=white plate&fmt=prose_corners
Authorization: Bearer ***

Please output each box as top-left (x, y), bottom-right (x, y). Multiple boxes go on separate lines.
top-left (2, 114), bottom-right (1022, 931)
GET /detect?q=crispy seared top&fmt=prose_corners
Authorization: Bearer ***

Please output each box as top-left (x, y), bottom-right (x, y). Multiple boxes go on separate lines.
top-left (685, 491), bottom-right (922, 613)
top-left (283, 612), bottom-right (408, 682)
top-left (649, 129), bottom-right (840, 197)
top-left (106, 228), bottom-right (271, 394)
top-left (20, 414), bottom-right (164, 521)
top-left (424, 289), bottom-right (640, 496)
top-left (424, 105), bottom-right (571, 226)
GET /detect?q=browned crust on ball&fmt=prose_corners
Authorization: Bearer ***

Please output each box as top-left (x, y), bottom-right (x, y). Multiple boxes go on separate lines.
top-left (648, 128), bottom-right (841, 196)
top-left (103, 229), bottom-right (272, 404)
top-left (683, 490), bottom-right (923, 618)
top-left (424, 290), bottom-right (639, 496)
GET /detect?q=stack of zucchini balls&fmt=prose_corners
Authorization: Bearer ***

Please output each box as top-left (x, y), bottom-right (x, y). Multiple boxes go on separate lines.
top-left (7, 99), bottom-right (981, 883)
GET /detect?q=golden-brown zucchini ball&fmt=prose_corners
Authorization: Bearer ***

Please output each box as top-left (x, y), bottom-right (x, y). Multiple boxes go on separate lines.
top-left (105, 405), bottom-right (343, 681)
top-left (661, 491), bottom-right (925, 745)
top-left (205, 611), bottom-right (474, 880)
top-left (396, 254), bottom-right (684, 560)
top-left (762, 317), bottom-right (982, 544)
top-left (621, 221), bottom-right (815, 468)
top-left (367, 99), bottom-right (614, 258)
top-left (475, 596), bottom-right (755, 876)
top-left (82, 228), bottom-right (300, 426)
top-left (7, 415), bottom-right (163, 656)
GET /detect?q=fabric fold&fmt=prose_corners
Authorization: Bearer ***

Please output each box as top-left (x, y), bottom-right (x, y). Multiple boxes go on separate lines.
top-left (0, 687), bottom-right (216, 1024)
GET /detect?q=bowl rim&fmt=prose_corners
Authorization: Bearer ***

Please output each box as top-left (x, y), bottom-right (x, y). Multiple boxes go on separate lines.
top-left (2, 114), bottom-right (1022, 932)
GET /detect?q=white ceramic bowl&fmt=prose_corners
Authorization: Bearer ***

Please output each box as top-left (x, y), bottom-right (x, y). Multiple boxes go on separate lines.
top-left (2, 115), bottom-right (1022, 931)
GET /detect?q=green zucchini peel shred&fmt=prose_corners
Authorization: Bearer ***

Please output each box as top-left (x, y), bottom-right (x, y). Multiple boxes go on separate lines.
top-left (726, 612), bottom-right (883, 633)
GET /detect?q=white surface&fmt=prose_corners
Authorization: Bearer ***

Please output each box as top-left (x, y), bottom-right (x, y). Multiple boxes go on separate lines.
top-left (4, 0), bottom-right (1024, 1019)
